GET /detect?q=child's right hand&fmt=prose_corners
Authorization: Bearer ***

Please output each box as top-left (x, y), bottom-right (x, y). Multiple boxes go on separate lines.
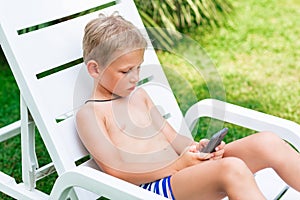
top-left (175, 145), bottom-right (212, 171)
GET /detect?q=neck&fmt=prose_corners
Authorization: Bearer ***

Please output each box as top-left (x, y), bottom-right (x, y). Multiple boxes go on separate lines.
top-left (91, 92), bottom-right (121, 101)
top-left (85, 95), bottom-right (122, 104)
top-left (92, 82), bottom-right (120, 100)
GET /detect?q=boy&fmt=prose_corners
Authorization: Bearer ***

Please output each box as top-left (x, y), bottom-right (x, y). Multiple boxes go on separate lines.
top-left (76, 13), bottom-right (300, 199)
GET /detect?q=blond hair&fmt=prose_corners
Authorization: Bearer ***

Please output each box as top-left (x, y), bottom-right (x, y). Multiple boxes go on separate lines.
top-left (82, 12), bottom-right (147, 66)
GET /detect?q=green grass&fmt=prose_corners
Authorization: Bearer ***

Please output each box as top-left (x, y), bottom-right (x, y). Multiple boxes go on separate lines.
top-left (1, 0), bottom-right (300, 198)
top-left (158, 0), bottom-right (300, 141)
top-left (198, 0), bottom-right (300, 122)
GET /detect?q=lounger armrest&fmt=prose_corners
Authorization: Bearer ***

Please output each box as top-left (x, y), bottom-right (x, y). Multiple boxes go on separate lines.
top-left (0, 120), bottom-right (21, 142)
top-left (50, 166), bottom-right (167, 200)
top-left (185, 98), bottom-right (300, 151)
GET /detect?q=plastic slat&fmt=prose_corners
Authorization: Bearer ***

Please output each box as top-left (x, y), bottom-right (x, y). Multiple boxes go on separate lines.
top-left (0, 0), bottom-right (116, 29)
top-left (280, 188), bottom-right (300, 200)
top-left (255, 168), bottom-right (288, 199)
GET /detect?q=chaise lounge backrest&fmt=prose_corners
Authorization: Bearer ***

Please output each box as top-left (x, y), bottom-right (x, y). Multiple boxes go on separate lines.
top-left (0, 0), bottom-right (191, 178)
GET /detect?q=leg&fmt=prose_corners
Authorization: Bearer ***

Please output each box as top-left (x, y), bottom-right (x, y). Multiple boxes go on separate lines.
top-left (171, 157), bottom-right (265, 200)
top-left (224, 132), bottom-right (300, 191)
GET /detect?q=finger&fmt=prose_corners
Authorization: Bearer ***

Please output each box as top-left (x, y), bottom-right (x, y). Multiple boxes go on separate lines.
top-left (189, 144), bottom-right (197, 153)
top-left (195, 142), bottom-right (201, 151)
top-left (213, 149), bottom-right (224, 158)
top-left (216, 141), bottom-right (226, 150)
top-left (210, 155), bottom-right (223, 160)
top-left (199, 139), bottom-right (209, 145)
top-left (199, 139), bottom-right (209, 150)
top-left (198, 152), bottom-right (212, 160)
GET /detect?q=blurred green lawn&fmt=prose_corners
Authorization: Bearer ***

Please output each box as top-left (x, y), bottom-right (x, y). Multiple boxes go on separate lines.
top-left (159, 0), bottom-right (300, 140)
top-left (1, 0), bottom-right (300, 198)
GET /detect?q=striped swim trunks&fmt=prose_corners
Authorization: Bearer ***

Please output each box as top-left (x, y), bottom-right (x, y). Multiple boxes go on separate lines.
top-left (140, 176), bottom-right (175, 199)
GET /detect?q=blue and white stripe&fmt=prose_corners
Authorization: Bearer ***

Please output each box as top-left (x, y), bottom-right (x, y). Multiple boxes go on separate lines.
top-left (140, 176), bottom-right (175, 199)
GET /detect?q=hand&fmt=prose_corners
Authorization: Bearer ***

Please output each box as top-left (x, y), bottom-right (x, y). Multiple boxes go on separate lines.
top-left (175, 145), bottom-right (212, 171)
top-left (189, 142), bottom-right (211, 160)
top-left (198, 139), bottom-right (226, 160)
top-left (211, 141), bottom-right (225, 160)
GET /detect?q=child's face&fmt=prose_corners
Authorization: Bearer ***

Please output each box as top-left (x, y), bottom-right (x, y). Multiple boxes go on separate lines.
top-left (97, 49), bottom-right (144, 97)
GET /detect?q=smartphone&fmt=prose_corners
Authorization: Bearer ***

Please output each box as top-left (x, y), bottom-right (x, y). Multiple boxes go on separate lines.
top-left (200, 128), bottom-right (228, 153)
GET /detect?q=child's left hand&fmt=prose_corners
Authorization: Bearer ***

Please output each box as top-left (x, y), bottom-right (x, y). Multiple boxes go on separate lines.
top-left (210, 141), bottom-right (225, 160)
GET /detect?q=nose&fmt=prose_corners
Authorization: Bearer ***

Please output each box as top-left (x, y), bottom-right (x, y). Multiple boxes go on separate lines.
top-left (129, 68), bottom-right (139, 83)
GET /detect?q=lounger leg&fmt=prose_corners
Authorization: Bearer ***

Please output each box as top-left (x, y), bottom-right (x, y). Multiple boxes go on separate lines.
top-left (21, 96), bottom-right (39, 191)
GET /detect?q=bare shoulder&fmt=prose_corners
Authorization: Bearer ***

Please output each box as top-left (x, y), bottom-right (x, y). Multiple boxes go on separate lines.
top-left (133, 87), bottom-right (148, 96)
top-left (134, 87), bottom-right (155, 108)
top-left (75, 103), bottom-right (106, 132)
top-left (134, 87), bottom-right (152, 101)
top-left (76, 104), bottom-right (91, 131)
top-left (76, 102), bottom-right (107, 119)
top-left (76, 104), bottom-right (92, 122)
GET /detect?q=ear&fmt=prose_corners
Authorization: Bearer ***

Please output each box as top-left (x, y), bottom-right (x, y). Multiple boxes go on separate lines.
top-left (86, 60), bottom-right (101, 78)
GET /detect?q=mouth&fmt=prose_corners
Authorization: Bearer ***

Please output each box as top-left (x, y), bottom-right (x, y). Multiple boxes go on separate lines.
top-left (128, 86), bottom-right (136, 91)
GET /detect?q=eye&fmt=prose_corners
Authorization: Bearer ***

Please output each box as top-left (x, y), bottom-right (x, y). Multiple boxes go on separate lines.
top-left (120, 65), bottom-right (141, 74)
top-left (120, 68), bottom-right (131, 74)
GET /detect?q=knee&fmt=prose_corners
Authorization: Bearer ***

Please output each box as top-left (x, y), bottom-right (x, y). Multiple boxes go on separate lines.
top-left (254, 132), bottom-right (283, 152)
top-left (219, 157), bottom-right (253, 184)
top-left (257, 131), bottom-right (281, 142)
